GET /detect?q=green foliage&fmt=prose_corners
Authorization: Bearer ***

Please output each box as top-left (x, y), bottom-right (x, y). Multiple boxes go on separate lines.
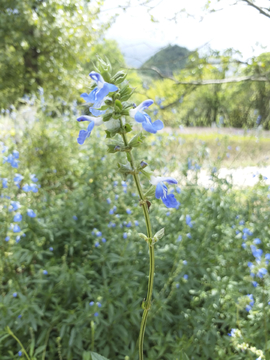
top-left (1, 100), bottom-right (270, 359)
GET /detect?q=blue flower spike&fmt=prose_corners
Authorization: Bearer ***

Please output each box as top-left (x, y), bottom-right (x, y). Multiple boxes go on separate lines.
top-left (76, 116), bottom-right (103, 145)
top-left (150, 175), bottom-right (179, 208)
top-left (129, 100), bottom-right (164, 134)
top-left (80, 71), bottom-right (118, 108)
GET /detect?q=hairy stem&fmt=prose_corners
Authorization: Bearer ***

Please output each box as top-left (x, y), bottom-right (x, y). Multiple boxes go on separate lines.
top-left (119, 119), bottom-right (154, 360)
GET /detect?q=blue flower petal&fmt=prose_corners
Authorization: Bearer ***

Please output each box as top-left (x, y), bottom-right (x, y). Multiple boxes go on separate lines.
top-left (152, 119), bottom-right (164, 131)
top-left (138, 99), bottom-right (154, 111)
top-left (161, 194), bottom-right (179, 208)
top-left (155, 182), bottom-right (165, 199)
top-left (96, 82), bottom-right (118, 101)
top-left (77, 130), bottom-right (88, 145)
top-left (162, 177), bottom-right (178, 185)
top-left (142, 121), bottom-right (157, 134)
top-left (80, 89), bottom-right (97, 103)
top-left (89, 72), bottom-right (104, 84)
top-left (90, 107), bottom-right (106, 116)
top-left (87, 122), bottom-right (95, 132)
top-left (134, 111), bottom-right (146, 123)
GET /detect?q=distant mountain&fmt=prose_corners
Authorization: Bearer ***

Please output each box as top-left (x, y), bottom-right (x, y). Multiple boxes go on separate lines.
top-left (139, 44), bottom-right (190, 78)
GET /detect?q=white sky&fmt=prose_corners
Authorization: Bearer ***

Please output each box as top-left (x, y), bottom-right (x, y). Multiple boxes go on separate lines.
top-left (99, 0), bottom-right (270, 66)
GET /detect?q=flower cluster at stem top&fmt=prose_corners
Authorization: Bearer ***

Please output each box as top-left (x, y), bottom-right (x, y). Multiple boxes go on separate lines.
top-left (75, 58), bottom-right (180, 209)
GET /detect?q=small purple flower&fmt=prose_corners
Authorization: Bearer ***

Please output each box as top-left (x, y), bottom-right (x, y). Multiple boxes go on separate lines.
top-left (89, 301), bottom-right (94, 306)
top-left (5, 236), bottom-right (10, 242)
top-left (14, 174), bottom-right (24, 187)
top-left (126, 209), bottom-right (132, 214)
top-left (18, 351), bottom-right (22, 356)
top-left (43, 270), bottom-right (48, 275)
top-left (228, 329), bottom-right (236, 337)
top-left (13, 213), bottom-right (22, 222)
top-left (252, 281), bottom-right (258, 287)
top-left (123, 232), bottom-right (127, 239)
top-left (101, 238), bottom-right (106, 243)
top-left (96, 231), bottom-right (102, 237)
top-left (49, 247), bottom-right (53, 251)
top-left (183, 274), bottom-right (188, 280)
top-left (18, 314), bottom-right (22, 319)
top-left (13, 292), bottom-right (17, 298)
top-left (94, 312), bottom-right (99, 317)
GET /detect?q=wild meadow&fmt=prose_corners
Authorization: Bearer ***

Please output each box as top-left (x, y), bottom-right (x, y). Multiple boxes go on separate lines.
top-left (1, 84), bottom-right (270, 359)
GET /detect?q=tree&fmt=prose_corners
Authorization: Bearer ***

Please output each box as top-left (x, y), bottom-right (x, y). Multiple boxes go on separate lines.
top-left (0, 0), bottom-right (106, 107)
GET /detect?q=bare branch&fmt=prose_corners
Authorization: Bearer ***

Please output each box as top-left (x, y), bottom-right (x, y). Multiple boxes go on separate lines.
top-left (175, 76), bottom-right (269, 85)
top-left (241, 0), bottom-right (270, 18)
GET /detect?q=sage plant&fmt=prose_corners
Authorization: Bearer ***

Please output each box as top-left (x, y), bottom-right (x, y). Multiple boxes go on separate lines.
top-left (76, 58), bottom-right (179, 359)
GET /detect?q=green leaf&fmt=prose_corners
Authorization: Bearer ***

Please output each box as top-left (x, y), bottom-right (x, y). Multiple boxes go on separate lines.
top-left (144, 185), bottom-right (156, 198)
top-left (128, 132), bottom-right (145, 147)
top-left (90, 352), bottom-right (110, 360)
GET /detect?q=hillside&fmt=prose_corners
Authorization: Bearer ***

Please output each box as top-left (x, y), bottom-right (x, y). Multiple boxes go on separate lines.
top-left (139, 44), bottom-right (190, 78)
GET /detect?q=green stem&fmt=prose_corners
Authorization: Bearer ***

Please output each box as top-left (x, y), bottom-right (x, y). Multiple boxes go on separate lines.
top-left (6, 327), bottom-right (31, 360)
top-left (119, 118), bottom-right (154, 360)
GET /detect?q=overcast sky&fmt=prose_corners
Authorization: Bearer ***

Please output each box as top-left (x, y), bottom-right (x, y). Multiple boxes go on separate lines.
top-left (99, 0), bottom-right (270, 66)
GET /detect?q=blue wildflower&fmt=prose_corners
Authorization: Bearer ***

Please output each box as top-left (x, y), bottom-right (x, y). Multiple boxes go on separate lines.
top-left (101, 238), bottom-right (106, 243)
top-left (150, 175), bottom-right (179, 208)
top-left (30, 174), bottom-right (38, 182)
top-left (13, 224), bottom-right (21, 233)
top-left (13, 213), bottom-right (22, 222)
top-left (239, 220), bottom-right (245, 225)
top-left (80, 71), bottom-right (118, 108)
top-left (13, 292), bottom-right (17, 297)
top-left (49, 247), bottom-right (53, 251)
top-left (242, 243), bottom-right (246, 249)
top-left (257, 268), bottom-right (267, 278)
top-left (2, 178), bottom-right (8, 188)
top-left (265, 253), bottom-right (270, 260)
top-left (5, 236), bottom-right (10, 242)
top-left (183, 274), bottom-right (188, 280)
top-left (129, 100), bottom-right (164, 134)
top-left (177, 235), bottom-right (182, 242)
top-left (252, 281), bottom-right (258, 287)
top-left (27, 209), bottom-right (36, 218)
top-left (22, 183), bottom-right (38, 193)
top-left (96, 231), bottom-right (102, 237)
top-left (95, 242), bottom-right (100, 247)
top-left (183, 260), bottom-right (187, 265)
top-left (14, 174), bottom-right (23, 187)
top-left (89, 301), bottom-right (94, 306)
top-left (94, 312), bottom-right (99, 317)
top-left (134, 220), bottom-right (139, 226)
top-left (228, 329), bottom-right (236, 337)
top-left (16, 236), bottom-right (20, 243)
top-left (176, 283), bottom-right (179, 288)
top-left (176, 186), bottom-right (181, 193)
top-left (72, 215), bottom-right (78, 220)
top-left (166, 211), bottom-right (170, 216)
top-left (76, 116), bottom-right (103, 145)
top-left (18, 351), bottom-right (22, 356)
top-left (123, 232), bottom-right (127, 239)
top-left (115, 195), bottom-right (119, 200)
top-left (186, 215), bottom-right (193, 228)
top-left (235, 230), bottom-right (240, 235)
top-left (253, 238), bottom-right (261, 245)
top-left (9, 201), bottom-right (20, 212)
top-left (3, 154), bottom-right (19, 168)
top-left (187, 233), bottom-right (192, 239)
top-left (43, 270), bottom-right (48, 275)
top-left (18, 314), bottom-right (22, 319)
top-left (106, 198), bottom-right (111, 204)
top-left (126, 209), bottom-right (132, 214)
top-left (97, 302), bottom-right (102, 308)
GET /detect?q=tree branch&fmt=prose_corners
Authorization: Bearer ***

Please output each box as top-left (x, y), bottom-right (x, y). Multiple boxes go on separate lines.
top-left (241, 0), bottom-right (270, 18)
